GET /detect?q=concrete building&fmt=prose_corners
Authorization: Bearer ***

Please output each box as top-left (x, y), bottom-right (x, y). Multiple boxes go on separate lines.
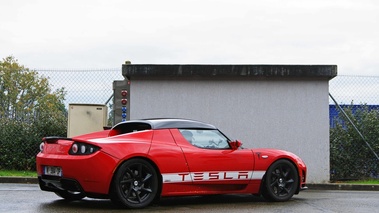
top-left (120, 64), bottom-right (337, 183)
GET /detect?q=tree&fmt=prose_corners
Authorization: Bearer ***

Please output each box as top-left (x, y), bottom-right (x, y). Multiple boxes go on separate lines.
top-left (0, 56), bottom-right (67, 170)
top-left (0, 56), bottom-right (66, 121)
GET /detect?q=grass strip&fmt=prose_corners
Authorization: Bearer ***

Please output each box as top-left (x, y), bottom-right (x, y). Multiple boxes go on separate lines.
top-left (0, 170), bottom-right (37, 177)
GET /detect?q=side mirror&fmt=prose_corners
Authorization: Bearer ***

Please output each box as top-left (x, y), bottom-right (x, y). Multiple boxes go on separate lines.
top-left (229, 140), bottom-right (242, 150)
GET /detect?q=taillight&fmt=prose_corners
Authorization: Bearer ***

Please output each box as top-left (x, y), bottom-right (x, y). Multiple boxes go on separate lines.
top-left (72, 143), bottom-right (79, 153)
top-left (69, 142), bottom-right (100, 155)
top-left (39, 142), bottom-right (45, 152)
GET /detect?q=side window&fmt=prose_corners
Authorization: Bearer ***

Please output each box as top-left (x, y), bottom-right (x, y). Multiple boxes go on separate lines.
top-left (109, 123), bottom-right (151, 136)
top-left (179, 129), bottom-right (230, 149)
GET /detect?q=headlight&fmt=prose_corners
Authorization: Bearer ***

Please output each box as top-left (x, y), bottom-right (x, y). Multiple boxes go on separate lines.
top-left (69, 142), bottom-right (100, 155)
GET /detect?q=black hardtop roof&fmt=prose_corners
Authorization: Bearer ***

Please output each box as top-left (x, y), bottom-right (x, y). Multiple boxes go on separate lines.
top-left (113, 118), bottom-right (217, 130)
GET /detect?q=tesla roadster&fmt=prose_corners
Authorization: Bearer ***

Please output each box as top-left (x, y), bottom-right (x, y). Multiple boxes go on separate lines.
top-left (36, 118), bottom-right (307, 208)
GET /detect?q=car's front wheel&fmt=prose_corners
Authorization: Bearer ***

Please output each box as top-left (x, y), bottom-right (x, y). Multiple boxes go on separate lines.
top-left (110, 158), bottom-right (159, 209)
top-left (262, 159), bottom-right (299, 201)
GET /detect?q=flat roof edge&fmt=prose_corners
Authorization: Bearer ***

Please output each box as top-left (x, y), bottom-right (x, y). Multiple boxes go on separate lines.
top-left (122, 64), bottom-right (337, 79)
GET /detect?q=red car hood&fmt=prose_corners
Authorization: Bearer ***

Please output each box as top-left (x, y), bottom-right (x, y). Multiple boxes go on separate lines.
top-left (252, 148), bottom-right (300, 158)
top-left (250, 148), bottom-right (306, 169)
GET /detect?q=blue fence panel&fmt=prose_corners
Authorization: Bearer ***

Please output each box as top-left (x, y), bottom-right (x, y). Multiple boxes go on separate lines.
top-left (329, 105), bottom-right (379, 128)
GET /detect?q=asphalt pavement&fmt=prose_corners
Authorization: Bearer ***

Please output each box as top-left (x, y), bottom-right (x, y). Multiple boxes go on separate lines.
top-left (2, 184), bottom-right (379, 213)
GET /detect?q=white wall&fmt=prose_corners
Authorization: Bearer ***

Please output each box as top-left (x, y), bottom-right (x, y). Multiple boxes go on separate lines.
top-left (130, 78), bottom-right (330, 183)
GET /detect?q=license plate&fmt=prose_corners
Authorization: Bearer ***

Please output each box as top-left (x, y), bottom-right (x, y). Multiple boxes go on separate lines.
top-left (44, 166), bottom-right (62, 176)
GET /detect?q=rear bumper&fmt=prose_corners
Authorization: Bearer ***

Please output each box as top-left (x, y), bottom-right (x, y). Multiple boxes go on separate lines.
top-left (36, 151), bottom-right (118, 195)
top-left (38, 175), bottom-right (83, 193)
top-left (38, 175), bottom-right (109, 199)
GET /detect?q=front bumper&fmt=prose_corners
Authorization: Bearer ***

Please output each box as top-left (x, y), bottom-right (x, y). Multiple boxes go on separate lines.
top-left (300, 185), bottom-right (308, 191)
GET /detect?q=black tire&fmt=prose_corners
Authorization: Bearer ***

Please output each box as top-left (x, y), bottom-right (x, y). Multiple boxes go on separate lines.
top-left (110, 158), bottom-right (159, 209)
top-left (262, 159), bottom-right (299, 201)
top-left (54, 191), bottom-right (85, 201)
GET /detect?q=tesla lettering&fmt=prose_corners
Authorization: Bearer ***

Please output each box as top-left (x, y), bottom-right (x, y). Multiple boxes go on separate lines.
top-left (162, 171), bottom-right (267, 183)
top-left (191, 171), bottom-right (252, 181)
top-left (178, 173), bottom-right (190, 181)
top-left (209, 172), bottom-right (218, 180)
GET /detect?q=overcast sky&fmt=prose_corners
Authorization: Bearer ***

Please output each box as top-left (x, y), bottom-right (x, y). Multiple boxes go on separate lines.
top-left (1, 0), bottom-right (378, 75)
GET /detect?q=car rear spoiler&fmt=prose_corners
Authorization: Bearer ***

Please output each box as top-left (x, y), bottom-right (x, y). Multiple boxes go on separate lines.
top-left (42, 136), bottom-right (73, 144)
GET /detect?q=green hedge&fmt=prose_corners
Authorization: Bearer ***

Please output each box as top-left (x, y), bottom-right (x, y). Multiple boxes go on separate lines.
top-left (330, 105), bottom-right (379, 180)
top-left (0, 116), bottom-right (67, 171)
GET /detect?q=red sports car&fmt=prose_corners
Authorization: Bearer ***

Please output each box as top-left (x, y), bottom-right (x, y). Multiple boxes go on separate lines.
top-left (36, 118), bottom-right (307, 208)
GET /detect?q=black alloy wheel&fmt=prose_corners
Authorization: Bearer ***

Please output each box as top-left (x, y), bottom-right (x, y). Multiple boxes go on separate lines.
top-left (111, 158), bottom-right (158, 208)
top-left (262, 159), bottom-right (299, 201)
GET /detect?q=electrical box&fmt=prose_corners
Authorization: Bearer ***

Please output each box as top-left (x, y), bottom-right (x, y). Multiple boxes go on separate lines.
top-left (113, 79), bottom-right (130, 124)
top-left (67, 103), bottom-right (108, 137)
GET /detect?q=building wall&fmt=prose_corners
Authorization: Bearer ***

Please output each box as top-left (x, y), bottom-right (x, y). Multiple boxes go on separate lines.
top-left (129, 78), bottom-right (330, 183)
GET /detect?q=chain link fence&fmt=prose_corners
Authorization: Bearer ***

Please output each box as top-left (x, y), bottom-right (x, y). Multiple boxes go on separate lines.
top-left (329, 75), bottom-right (379, 180)
top-left (37, 68), bottom-right (124, 107)
top-left (0, 68), bottom-right (124, 171)
top-left (1, 69), bottom-right (379, 181)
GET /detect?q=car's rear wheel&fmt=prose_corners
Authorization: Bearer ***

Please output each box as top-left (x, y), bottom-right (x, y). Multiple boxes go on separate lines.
top-left (110, 158), bottom-right (158, 209)
top-left (55, 191), bottom-right (85, 200)
top-left (262, 159), bottom-right (299, 201)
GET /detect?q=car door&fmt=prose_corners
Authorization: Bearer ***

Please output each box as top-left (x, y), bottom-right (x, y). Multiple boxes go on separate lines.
top-left (171, 129), bottom-right (255, 185)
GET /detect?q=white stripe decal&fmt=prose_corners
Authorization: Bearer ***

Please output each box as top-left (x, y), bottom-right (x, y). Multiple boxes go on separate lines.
top-left (252, 171), bottom-right (265, 179)
top-left (162, 170), bottom-right (266, 183)
top-left (162, 173), bottom-right (192, 183)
